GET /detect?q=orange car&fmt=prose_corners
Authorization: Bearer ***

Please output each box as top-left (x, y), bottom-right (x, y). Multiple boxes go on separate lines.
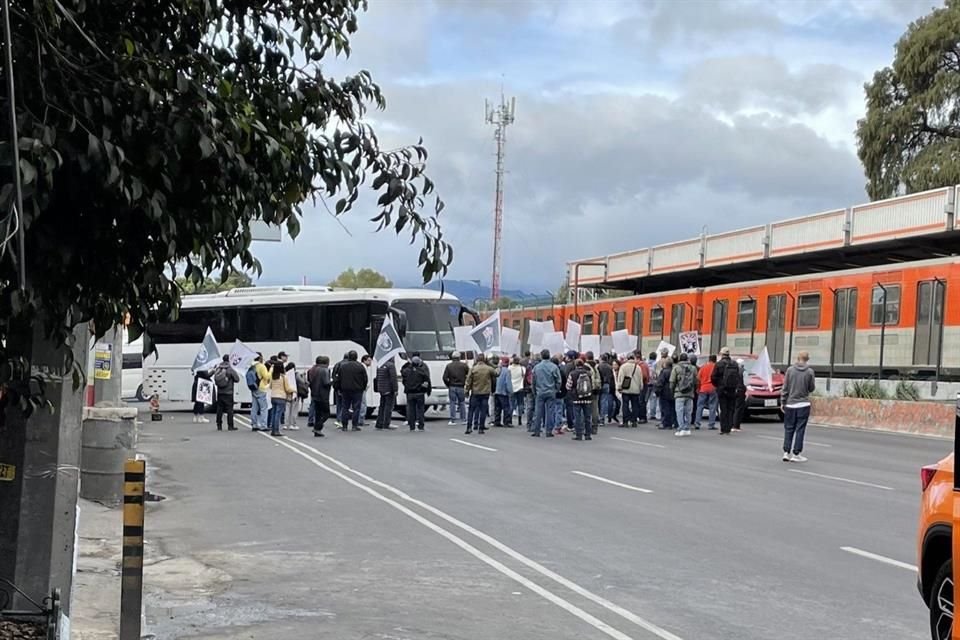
top-left (918, 452), bottom-right (954, 640)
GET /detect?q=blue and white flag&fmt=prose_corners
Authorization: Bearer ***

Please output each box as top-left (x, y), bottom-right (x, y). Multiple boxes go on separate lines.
top-left (470, 309), bottom-right (502, 354)
top-left (373, 316), bottom-right (405, 369)
top-left (191, 326), bottom-right (221, 372)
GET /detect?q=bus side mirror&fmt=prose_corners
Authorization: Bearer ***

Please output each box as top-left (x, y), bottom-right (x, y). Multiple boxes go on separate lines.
top-left (389, 307), bottom-right (408, 338)
top-left (460, 306), bottom-right (480, 327)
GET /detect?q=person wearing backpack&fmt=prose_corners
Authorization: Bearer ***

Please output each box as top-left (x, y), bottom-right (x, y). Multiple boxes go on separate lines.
top-left (584, 352), bottom-right (602, 434)
top-left (617, 353), bottom-right (643, 428)
top-left (711, 346), bottom-right (740, 435)
top-left (212, 355), bottom-right (240, 431)
top-left (565, 358), bottom-right (594, 441)
top-left (670, 352), bottom-right (699, 437)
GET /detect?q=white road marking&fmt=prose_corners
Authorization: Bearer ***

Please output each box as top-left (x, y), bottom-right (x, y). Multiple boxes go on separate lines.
top-left (755, 434), bottom-right (831, 448)
top-left (610, 437), bottom-right (666, 449)
top-left (788, 469), bottom-right (894, 491)
top-left (267, 423), bottom-right (685, 640)
top-left (253, 426), bottom-right (637, 640)
top-left (450, 438), bottom-right (498, 452)
top-left (840, 547), bottom-right (917, 572)
top-left (571, 471), bottom-right (654, 494)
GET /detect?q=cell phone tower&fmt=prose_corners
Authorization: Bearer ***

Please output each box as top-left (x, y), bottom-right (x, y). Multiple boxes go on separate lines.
top-left (484, 92), bottom-right (516, 301)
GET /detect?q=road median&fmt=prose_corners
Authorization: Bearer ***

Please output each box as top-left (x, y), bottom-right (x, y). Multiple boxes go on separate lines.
top-left (811, 396), bottom-right (953, 438)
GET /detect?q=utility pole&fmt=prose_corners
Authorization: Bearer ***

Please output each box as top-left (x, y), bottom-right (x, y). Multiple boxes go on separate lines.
top-left (484, 92), bottom-right (516, 302)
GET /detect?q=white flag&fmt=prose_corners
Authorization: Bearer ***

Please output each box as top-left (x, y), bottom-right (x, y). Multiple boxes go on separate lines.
top-left (228, 340), bottom-right (258, 375)
top-left (373, 316), bottom-right (405, 368)
top-left (470, 310), bottom-right (502, 354)
top-left (755, 346), bottom-right (774, 391)
top-left (191, 327), bottom-right (221, 372)
top-left (565, 319), bottom-right (582, 351)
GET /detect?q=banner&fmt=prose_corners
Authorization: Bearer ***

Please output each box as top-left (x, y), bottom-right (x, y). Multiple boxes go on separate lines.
top-left (500, 327), bottom-right (521, 356)
top-left (195, 378), bottom-right (215, 404)
top-left (611, 329), bottom-right (633, 356)
top-left (678, 331), bottom-right (700, 356)
top-left (191, 327), bottom-right (221, 372)
top-left (565, 319), bottom-right (582, 352)
top-left (454, 326), bottom-right (479, 353)
top-left (580, 334), bottom-right (601, 356)
top-left (656, 340), bottom-right (676, 358)
top-left (373, 316), bottom-right (405, 368)
top-left (754, 346), bottom-right (774, 390)
top-left (470, 310), bottom-right (502, 354)
top-left (543, 331), bottom-right (565, 357)
top-left (228, 340), bottom-right (258, 375)
top-left (528, 320), bottom-right (547, 349)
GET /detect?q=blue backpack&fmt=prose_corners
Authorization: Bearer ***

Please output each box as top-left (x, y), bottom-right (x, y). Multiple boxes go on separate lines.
top-left (245, 367), bottom-right (258, 391)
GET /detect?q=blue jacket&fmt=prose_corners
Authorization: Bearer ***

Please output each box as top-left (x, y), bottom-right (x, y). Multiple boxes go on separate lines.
top-left (496, 367), bottom-right (512, 395)
top-left (532, 359), bottom-right (562, 397)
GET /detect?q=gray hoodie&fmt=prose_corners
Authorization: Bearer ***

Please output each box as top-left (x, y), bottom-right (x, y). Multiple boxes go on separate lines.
top-left (781, 363), bottom-right (816, 406)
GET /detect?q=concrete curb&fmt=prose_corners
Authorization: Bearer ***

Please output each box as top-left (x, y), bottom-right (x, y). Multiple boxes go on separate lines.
top-left (810, 396), bottom-right (954, 439)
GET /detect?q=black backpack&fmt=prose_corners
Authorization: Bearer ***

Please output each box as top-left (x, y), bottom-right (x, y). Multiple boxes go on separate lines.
top-left (721, 360), bottom-right (741, 391)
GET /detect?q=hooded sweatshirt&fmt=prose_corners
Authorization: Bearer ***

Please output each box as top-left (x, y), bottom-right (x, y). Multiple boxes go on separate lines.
top-left (781, 363), bottom-right (816, 407)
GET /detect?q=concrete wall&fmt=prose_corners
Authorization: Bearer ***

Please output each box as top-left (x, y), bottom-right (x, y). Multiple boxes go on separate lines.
top-left (811, 396), bottom-right (954, 438)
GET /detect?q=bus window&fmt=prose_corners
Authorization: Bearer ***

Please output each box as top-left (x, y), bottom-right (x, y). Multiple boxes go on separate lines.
top-left (392, 300), bottom-right (458, 355)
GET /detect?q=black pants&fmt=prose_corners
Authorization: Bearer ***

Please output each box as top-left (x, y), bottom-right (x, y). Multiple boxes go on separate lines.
top-left (734, 391), bottom-right (746, 429)
top-left (193, 401), bottom-right (205, 415)
top-left (215, 396), bottom-right (234, 429)
top-left (493, 394), bottom-right (512, 425)
top-left (376, 393), bottom-right (395, 429)
top-left (341, 390), bottom-right (363, 427)
top-left (719, 393), bottom-right (736, 433)
top-left (312, 398), bottom-right (330, 433)
top-left (406, 393), bottom-right (426, 429)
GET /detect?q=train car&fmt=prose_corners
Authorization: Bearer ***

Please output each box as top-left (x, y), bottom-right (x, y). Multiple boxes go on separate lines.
top-left (499, 256), bottom-right (958, 381)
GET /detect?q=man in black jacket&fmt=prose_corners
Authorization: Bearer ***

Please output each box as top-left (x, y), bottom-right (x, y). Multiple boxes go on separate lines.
top-left (335, 351), bottom-right (368, 432)
top-left (401, 352), bottom-right (432, 431)
top-left (331, 353), bottom-right (348, 426)
top-left (598, 354), bottom-right (617, 425)
top-left (375, 357), bottom-right (399, 430)
top-left (307, 356), bottom-right (332, 437)
top-left (711, 347), bottom-right (740, 435)
top-left (212, 355), bottom-right (240, 431)
top-left (443, 351), bottom-right (469, 425)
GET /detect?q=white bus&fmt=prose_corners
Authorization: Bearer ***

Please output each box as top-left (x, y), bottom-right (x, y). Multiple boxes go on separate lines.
top-left (141, 286), bottom-right (478, 415)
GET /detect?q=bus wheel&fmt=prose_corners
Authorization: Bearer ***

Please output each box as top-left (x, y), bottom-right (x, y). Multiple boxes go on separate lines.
top-left (136, 384), bottom-right (147, 402)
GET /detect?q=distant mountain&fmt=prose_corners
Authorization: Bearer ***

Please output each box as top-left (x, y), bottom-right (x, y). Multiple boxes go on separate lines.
top-left (422, 280), bottom-right (542, 304)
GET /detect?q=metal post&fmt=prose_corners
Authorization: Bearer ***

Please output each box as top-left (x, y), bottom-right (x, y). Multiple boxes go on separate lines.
top-left (2, 0), bottom-right (26, 290)
top-left (785, 291), bottom-right (796, 367)
top-left (876, 283), bottom-right (887, 381)
top-left (747, 295), bottom-right (756, 354)
top-left (119, 459), bottom-right (146, 640)
top-left (828, 288), bottom-right (838, 392)
top-left (935, 278), bottom-right (947, 397)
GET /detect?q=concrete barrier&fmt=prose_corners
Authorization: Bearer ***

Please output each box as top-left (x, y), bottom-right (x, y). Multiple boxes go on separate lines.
top-left (80, 407), bottom-right (138, 505)
top-left (810, 396), bottom-right (954, 438)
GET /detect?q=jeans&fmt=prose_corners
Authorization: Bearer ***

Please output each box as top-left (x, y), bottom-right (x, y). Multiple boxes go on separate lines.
top-left (783, 405), bottom-right (811, 454)
top-left (696, 390), bottom-right (719, 428)
top-left (572, 403), bottom-right (592, 437)
top-left (647, 388), bottom-right (661, 421)
top-left (307, 399), bottom-right (316, 427)
top-left (675, 397), bottom-right (693, 431)
top-left (600, 385), bottom-right (614, 421)
top-left (525, 392), bottom-right (535, 429)
top-left (360, 393), bottom-right (367, 425)
top-left (251, 390), bottom-right (269, 429)
top-left (406, 393), bottom-right (426, 429)
top-left (449, 387), bottom-right (466, 422)
top-left (376, 393), bottom-right (395, 429)
top-left (622, 393), bottom-right (641, 424)
top-left (269, 398), bottom-right (286, 434)
top-left (312, 398), bottom-right (330, 432)
top-left (564, 397), bottom-right (575, 430)
top-left (533, 393), bottom-right (556, 435)
top-left (216, 396), bottom-right (234, 429)
top-left (493, 394), bottom-right (512, 425)
top-left (469, 394), bottom-right (490, 430)
top-left (553, 396), bottom-right (565, 426)
top-left (340, 390), bottom-right (363, 428)
top-left (659, 394), bottom-right (676, 429)
top-left (512, 391), bottom-right (526, 423)
top-left (285, 397), bottom-right (301, 427)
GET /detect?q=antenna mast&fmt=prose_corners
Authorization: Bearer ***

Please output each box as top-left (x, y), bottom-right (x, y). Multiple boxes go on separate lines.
top-left (484, 92), bottom-right (515, 301)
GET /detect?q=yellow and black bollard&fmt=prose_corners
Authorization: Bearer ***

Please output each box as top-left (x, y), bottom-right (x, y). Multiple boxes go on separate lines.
top-left (120, 458), bottom-right (145, 640)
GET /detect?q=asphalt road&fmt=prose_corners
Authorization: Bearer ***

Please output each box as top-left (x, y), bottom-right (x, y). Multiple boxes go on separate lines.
top-left (136, 410), bottom-right (947, 640)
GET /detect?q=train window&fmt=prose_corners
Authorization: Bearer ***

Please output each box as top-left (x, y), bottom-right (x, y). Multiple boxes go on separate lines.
top-left (598, 311), bottom-right (609, 335)
top-left (796, 294), bottom-right (821, 328)
top-left (614, 310), bottom-right (626, 331)
top-left (649, 307), bottom-right (664, 335)
top-left (871, 285), bottom-right (900, 325)
top-left (736, 300), bottom-right (756, 331)
top-left (583, 314), bottom-right (595, 334)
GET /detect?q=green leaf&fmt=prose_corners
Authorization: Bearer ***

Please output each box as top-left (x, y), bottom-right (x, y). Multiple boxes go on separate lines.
top-left (19, 158), bottom-right (37, 185)
top-left (199, 135), bottom-right (215, 158)
top-left (124, 37), bottom-right (135, 56)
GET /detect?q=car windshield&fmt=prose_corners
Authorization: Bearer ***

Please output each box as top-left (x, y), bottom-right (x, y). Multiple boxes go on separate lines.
top-left (392, 299), bottom-right (459, 356)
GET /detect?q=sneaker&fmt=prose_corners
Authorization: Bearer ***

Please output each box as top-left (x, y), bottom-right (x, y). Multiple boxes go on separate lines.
top-left (585, 435), bottom-right (592, 441)
top-left (782, 452), bottom-right (791, 462)
top-left (448, 421), bottom-right (458, 426)
top-left (200, 417), bottom-right (210, 423)
top-left (351, 426), bottom-right (362, 432)
top-left (289, 425), bottom-right (300, 431)
top-left (573, 435), bottom-right (583, 441)
top-left (192, 415), bottom-right (199, 423)
top-left (386, 424), bottom-right (398, 430)
top-left (791, 454), bottom-right (808, 463)
top-left (270, 432), bottom-right (284, 437)
top-left (464, 429), bottom-right (472, 435)
top-left (282, 425), bottom-right (289, 430)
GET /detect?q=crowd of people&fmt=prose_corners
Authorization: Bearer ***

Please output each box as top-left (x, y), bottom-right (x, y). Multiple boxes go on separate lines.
top-left (192, 345), bottom-right (817, 461)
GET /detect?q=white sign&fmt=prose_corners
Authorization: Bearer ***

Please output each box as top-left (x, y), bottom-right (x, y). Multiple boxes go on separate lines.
top-left (543, 331), bottom-right (566, 357)
top-left (580, 334), bottom-right (601, 356)
top-left (679, 331), bottom-right (700, 356)
top-left (298, 336), bottom-right (312, 367)
top-left (196, 378), bottom-right (215, 404)
top-left (528, 321), bottom-right (547, 348)
top-left (228, 340), bottom-right (258, 375)
top-left (656, 340), bottom-right (676, 358)
top-left (565, 319), bottom-right (582, 352)
top-left (454, 326), bottom-right (479, 353)
top-left (600, 336), bottom-right (614, 355)
top-left (500, 327), bottom-right (521, 356)
top-left (612, 329), bottom-right (633, 356)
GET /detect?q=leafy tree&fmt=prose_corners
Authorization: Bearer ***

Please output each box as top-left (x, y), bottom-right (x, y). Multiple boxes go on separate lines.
top-left (857, 0), bottom-right (960, 199)
top-left (329, 267), bottom-right (392, 288)
top-left (491, 296), bottom-right (515, 310)
top-left (0, 0), bottom-right (450, 403)
top-left (176, 268), bottom-right (253, 294)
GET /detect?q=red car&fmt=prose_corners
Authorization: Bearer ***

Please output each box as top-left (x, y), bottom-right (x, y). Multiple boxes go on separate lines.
top-left (732, 354), bottom-right (785, 419)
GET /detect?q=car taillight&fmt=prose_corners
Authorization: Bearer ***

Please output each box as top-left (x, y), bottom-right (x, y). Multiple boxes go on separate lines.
top-left (921, 466), bottom-right (938, 492)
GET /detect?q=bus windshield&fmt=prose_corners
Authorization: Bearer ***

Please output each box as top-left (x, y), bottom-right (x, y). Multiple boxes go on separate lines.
top-left (392, 299), bottom-right (459, 356)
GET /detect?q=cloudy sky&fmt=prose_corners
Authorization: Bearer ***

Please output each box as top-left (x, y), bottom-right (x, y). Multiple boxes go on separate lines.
top-left (254, 0), bottom-right (941, 293)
